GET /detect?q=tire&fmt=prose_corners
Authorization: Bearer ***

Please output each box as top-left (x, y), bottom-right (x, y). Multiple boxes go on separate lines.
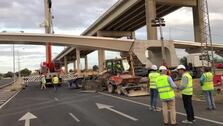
top-left (107, 84), bottom-right (115, 93)
top-left (117, 85), bottom-right (123, 95)
top-left (171, 71), bottom-right (179, 81)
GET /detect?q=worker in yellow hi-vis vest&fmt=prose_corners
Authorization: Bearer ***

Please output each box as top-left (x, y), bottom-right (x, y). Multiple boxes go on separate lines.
top-left (148, 65), bottom-right (160, 111)
top-left (41, 75), bottom-right (47, 90)
top-left (157, 66), bottom-right (177, 125)
top-left (177, 65), bottom-right (195, 124)
top-left (200, 67), bottom-right (216, 110)
top-left (52, 75), bottom-right (59, 92)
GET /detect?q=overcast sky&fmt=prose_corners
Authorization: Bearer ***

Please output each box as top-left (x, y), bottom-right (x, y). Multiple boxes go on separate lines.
top-left (0, 0), bottom-right (223, 73)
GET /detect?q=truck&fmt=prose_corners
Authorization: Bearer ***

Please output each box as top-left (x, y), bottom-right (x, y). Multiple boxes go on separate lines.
top-left (171, 53), bottom-right (210, 80)
top-left (40, 60), bottom-right (63, 85)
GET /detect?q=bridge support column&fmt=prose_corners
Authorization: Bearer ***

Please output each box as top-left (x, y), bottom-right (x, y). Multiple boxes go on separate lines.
top-left (97, 31), bottom-right (105, 73)
top-left (193, 0), bottom-right (206, 43)
top-left (98, 49), bottom-right (105, 73)
top-left (76, 48), bottom-right (81, 75)
top-left (64, 56), bottom-right (68, 74)
top-left (85, 56), bottom-right (88, 70)
top-left (145, 0), bottom-right (157, 40)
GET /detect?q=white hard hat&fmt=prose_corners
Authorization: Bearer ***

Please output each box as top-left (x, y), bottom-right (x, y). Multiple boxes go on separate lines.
top-left (177, 65), bottom-right (186, 70)
top-left (151, 65), bottom-right (158, 70)
top-left (159, 66), bottom-right (167, 71)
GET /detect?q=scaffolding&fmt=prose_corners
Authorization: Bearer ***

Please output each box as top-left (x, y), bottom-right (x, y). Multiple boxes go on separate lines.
top-left (198, 0), bottom-right (214, 72)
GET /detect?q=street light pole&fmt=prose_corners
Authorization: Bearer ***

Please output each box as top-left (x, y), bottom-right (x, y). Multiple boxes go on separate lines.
top-left (12, 44), bottom-right (16, 83)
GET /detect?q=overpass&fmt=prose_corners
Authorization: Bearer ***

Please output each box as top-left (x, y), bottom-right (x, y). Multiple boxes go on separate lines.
top-left (0, 33), bottom-right (223, 74)
top-left (53, 0), bottom-right (212, 73)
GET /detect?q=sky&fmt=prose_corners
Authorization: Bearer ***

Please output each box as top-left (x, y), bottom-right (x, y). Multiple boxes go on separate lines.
top-left (0, 0), bottom-right (223, 73)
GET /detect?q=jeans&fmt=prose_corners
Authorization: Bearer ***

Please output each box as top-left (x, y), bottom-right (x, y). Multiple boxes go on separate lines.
top-left (150, 88), bottom-right (158, 109)
top-left (204, 91), bottom-right (216, 109)
top-left (162, 100), bottom-right (176, 124)
top-left (182, 95), bottom-right (195, 121)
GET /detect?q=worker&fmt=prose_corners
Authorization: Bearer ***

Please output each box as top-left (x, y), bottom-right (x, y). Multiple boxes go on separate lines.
top-left (148, 65), bottom-right (160, 111)
top-left (200, 67), bottom-right (216, 110)
top-left (52, 75), bottom-right (59, 91)
top-left (41, 75), bottom-right (47, 90)
top-left (177, 65), bottom-right (195, 124)
top-left (156, 66), bottom-right (177, 125)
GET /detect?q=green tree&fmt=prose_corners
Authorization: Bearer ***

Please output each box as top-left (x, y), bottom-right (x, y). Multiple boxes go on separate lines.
top-left (93, 65), bottom-right (99, 71)
top-left (4, 71), bottom-right (14, 78)
top-left (20, 68), bottom-right (32, 77)
top-left (180, 57), bottom-right (187, 66)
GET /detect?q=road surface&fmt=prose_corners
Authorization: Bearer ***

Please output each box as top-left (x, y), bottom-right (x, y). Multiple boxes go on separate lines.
top-left (0, 82), bottom-right (222, 126)
top-left (0, 78), bottom-right (13, 87)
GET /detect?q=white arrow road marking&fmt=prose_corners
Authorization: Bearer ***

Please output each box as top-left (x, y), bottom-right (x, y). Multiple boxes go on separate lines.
top-left (96, 103), bottom-right (138, 121)
top-left (69, 113), bottom-right (80, 122)
top-left (19, 112), bottom-right (37, 126)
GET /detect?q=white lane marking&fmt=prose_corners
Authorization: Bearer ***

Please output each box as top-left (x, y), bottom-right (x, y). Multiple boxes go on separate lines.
top-left (69, 113), bottom-right (80, 122)
top-left (18, 112), bottom-right (37, 126)
top-left (54, 97), bottom-right (59, 101)
top-left (99, 92), bottom-right (223, 125)
top-left (96, 103), bottom-right (138, 121)
top-left (0, 90), bottom-right (21, 109)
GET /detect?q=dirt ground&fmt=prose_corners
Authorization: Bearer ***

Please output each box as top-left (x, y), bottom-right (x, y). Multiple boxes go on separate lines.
top-left (175, 79), bottom-right (223, 104)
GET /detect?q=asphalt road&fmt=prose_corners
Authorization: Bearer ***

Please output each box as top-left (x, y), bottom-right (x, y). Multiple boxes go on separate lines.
top-left (0, 78), bottom-right (13, 86)
top-left (0, 83), bottom-right (222, 126)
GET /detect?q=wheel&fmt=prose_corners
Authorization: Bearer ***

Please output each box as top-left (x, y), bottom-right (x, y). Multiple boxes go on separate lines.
top-left (107, 84), bottom-right (115, 93)
top-left (117, 85), bottom-right (123, 95)
top-left (171, 71), bottom-right (179, 81)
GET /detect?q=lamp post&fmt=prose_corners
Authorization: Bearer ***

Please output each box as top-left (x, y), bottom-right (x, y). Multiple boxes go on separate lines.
top-left (151, 17), bottom-right (166, 65)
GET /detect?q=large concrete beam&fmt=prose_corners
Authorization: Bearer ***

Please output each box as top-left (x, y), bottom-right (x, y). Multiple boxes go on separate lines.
top-left (157, 0), bottom-right (196, 7)
top-left (97, 31), bottom-right (134, 38)
top-left (0, 33), bottom-right (133, 52)
top-left (82, 0), bottom-right (138, 36)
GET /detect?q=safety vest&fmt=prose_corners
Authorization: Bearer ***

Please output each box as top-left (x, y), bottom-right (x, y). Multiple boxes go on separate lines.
top-left (148, 72), bottom-right (160, 89)
top-left (202, 72), bottom-right (214, 91)
top-left (41, 77), bottom-right (46, 84)
top-left (156, 75), bottom-right (175, 101)
top-left (181, 72), bottom-right (193, 95)
top-left (52, 77), bottom-right (59, 85)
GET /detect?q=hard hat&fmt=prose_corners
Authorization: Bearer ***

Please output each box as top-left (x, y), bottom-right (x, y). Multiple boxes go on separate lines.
top-left (151, 65), bottom-right (158, 70)
top-left (159, 66), bottom-right (167, 71)
top-left (177, 65), bottom-right (186, 70)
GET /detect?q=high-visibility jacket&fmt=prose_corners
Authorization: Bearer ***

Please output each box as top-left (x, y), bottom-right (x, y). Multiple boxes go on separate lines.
top-left (148, 72), bottom-right (160, 89)
top-left (41, 77), bottom-right (46, 84)
top-left (156, 75), bottom-right (175, 101)
top-left (181, 72), bottom-right (193, 95)
top-left (202, 72), bottom-right (214, 91)
top-left (52, 77), bottom-right (59, 85)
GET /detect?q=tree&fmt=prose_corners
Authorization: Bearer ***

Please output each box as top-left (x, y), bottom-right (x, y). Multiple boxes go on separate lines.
top-left (93, 65), bottom-right (99, 71)
top-left (4, 71), bottom-right (14, 78)
top-left (180, 57), bottom-right (187, 66)
top-left (20, 68), bottom-right (32, 77)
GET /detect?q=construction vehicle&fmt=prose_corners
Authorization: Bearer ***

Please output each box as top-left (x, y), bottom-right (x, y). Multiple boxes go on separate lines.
top-left (40, 60), bottom-right (63, 85)
top-left (171, 53), bottom-right (211, 80)
top-left (99, 58), bottom-right (148, 97)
